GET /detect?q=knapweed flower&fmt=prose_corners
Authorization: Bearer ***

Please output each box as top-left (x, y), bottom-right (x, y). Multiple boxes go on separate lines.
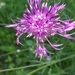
top-left (6, 0), bottom-right (75, 60)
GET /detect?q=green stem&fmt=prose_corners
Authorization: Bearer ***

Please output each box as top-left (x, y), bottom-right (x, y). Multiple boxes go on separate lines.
top-left (26, 54), bottom-right (75, 75)
top-left (0, 54), bottom-right (75, 73)
top-left (0, 49), bottom-right (28, 58)
top-left (0, 62), bottom-right (50, 73)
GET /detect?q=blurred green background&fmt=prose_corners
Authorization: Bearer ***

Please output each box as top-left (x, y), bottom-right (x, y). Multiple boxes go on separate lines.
top-left (0, 0), bottom-right (75, 75)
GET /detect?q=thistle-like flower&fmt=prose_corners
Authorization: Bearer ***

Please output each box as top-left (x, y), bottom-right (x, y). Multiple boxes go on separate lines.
top-left (6, 0), bottom-right (75, 60)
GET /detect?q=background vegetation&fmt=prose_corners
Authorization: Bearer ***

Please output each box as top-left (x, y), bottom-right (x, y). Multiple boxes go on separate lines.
top-left (0, 0), bottom-right (75, 75)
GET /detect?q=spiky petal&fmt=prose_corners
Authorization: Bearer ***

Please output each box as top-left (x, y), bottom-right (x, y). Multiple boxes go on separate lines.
top-left (6, 0), bottom-right (75, 59)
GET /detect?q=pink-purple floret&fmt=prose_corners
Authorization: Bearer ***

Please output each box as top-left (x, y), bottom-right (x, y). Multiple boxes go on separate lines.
top-left (6, 0), bottom-right (75, 60)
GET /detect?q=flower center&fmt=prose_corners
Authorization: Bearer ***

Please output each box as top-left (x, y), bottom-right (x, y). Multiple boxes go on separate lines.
top-left (30, 12), bottom-right (50, 38)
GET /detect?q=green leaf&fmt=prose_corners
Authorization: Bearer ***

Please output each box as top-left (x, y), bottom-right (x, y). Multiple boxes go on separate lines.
top-left (0, 45), bottom-right (16, 52)
top-left (25, 40), bottom-right (34, 46)
top-left (16, 70), bottom-right (23, 75)
top-left (6, 56), bottom-right (12, 62)
top-left (9, 63), bottom-right (15, 68)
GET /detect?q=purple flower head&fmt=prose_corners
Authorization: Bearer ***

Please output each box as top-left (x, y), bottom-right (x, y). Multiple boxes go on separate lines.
top-left (6, 0), bottom-right (75, 60)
